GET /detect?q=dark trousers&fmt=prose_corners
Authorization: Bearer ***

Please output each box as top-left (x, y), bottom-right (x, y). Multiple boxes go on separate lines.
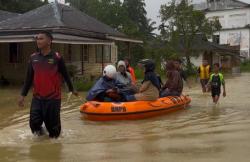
top-left (200, 79), bottom-right (209, 92)
top-left (30, 98), bottom-right (61, 138)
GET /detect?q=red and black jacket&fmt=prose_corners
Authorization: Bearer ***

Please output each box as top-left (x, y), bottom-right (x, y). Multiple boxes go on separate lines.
top-left (21, 51), bottom-right (74, 100)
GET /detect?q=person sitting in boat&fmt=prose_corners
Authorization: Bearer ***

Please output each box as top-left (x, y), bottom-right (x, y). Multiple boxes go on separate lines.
top-left (115, 60), bottom-right (132, 86)
top-left (160, 61), bottom-right (183, 97)
top-left (124, 57), bottom-right (136, 84)
top-left (126, 59), bottom-right (161, 101)
top-left (114, 60), bottom-right (138, 100)
top-left (86, 65), bottom-right (122, 102)
top-left (138, 59), bottom-right (163, 89)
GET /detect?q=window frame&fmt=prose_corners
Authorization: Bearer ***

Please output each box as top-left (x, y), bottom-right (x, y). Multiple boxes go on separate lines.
top-left (95, 45), bottom-right (111, 63)
top-left (81, 44), bottom-right (89, 63)
top-left (9, 43), bottom-right (22, 63)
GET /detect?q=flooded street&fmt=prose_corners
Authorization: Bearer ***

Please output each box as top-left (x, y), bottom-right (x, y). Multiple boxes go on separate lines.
top-left (0, 73), bottom-right (250, 162)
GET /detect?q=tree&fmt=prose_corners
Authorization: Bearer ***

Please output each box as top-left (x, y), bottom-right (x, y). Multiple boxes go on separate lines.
top-left (159, 0), bottom-right (221, 68)
top-left (0, 0), bottom-right (48, 13)
top-left (66, 0), bottom-right (157, 64)
top-left (66, 0), bottom-right (156, 38)
top-left (121, 0), bottom-right (157, 63)
top-left (123, 0), bottom-right (156, 39)
top-left (66, 0), bottom-right (127, 31)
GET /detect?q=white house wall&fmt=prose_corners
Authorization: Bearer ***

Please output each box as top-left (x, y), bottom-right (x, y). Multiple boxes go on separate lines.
top-left (217, 29), bottom-right (250, 58)
top-left (206, 8), bottom-right (250, 58)
top-left (206, 8), bottom-right (250, 29)
top-left (190, 55), bottom-right (203, 67)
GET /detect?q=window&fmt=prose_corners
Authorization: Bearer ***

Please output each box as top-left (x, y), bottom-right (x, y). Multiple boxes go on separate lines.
top-left (212, 35), bottom-right (220, 44)
top-left (103, 45), bottom-right (111, 62)
top-left (67, 44), bottom-right (72, 62)
top-left (81, 45), bottom-right (89, 62)
top-left (9, 43), bottom-right (21, 63)
top-left (96, 45), bottom-right (103, 63)
top-left (96, 45), bottom-right (111, 63)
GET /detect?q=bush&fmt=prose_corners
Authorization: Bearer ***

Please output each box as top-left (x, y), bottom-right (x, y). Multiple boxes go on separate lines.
top-left (134, 67), bottom-right (144, 80)
top-left (240, 61), bottom-right (250, 72)
top-left (67, 65), bottom-right (78, 78)
top-left (73, 80), bottom-right (94, 92)
top-left (185, 64), bottom-right (198, 76)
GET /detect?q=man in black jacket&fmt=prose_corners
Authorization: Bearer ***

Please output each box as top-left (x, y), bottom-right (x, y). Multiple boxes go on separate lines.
top-left (18, 31), bottom-right (77, 138)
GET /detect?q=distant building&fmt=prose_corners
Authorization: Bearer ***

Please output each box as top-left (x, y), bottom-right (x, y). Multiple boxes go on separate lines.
top-left (0, 2), bottom-right (142, 84)
top-left (194, 0), bottom-right (250, 59)
top-left (178, 34), bottom-right (241, 70)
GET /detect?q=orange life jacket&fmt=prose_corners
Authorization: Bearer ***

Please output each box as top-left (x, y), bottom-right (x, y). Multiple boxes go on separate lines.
top-left (127, 67), bottom-right (136, 84)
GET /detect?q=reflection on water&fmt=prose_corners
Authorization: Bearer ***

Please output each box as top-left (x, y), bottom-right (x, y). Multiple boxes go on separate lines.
top-left (0, 74), bottom-right (250, 161)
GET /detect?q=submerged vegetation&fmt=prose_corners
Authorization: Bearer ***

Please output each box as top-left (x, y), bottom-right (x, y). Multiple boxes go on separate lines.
top-left (240, 61), bottom-right (250, 72)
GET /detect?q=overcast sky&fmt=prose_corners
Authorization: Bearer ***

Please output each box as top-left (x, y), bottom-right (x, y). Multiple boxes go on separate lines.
top-left (145, 0), bottom-right (170, 27)
top-left (49, 0), bottom-right (250, 26)
top-left (144, 0), bottom-right (207, 28)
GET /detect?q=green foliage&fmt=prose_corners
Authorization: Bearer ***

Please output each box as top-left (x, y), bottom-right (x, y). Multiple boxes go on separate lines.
top-left (159, 0), bottom-right (221, 68)
top-left (123, 0), bottom-right (156, 39)
top-left (184, 63), bottom-right (197, 76)
top-left (134, 67), bottom-right (144, 80)
top-left (0, 0), bottom-right (47, 13)
top-left (66, 0), bottom-right (132, 34)
top-left (66, 0), bottom-right (157, 65)
top-left (66, 65), bottom-right (78, 78)
top-left (240, 61), bottom-right (250, 72)
top-left (73, 80), bottom-right (94, 91)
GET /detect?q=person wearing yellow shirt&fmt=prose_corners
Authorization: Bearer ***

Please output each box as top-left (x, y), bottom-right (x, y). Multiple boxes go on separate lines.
top-left (198, 60), bottom-right (211, 93)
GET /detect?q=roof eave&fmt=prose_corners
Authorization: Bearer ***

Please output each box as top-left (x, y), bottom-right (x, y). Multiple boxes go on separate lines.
top-left (0, 33), bottom-right (114, 45)
top-left (205, 6), bottom-right (250, 12)
top-left (106, 35), bottom-right (143, 44)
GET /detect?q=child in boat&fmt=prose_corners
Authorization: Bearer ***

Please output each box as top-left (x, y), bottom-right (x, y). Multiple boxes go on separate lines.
top-left (124, 57), bottom-right (136, 84)
top-left (206, 63), bottom-right (226, 104)
top-left (126, 59), bottom-right (160, 101)
top-left (160, 61), bottom-right (183, 97)
top-left (86, 65), bottom-right (122, 102)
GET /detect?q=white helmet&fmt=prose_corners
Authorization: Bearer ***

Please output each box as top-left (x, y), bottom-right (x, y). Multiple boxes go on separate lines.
top-left (103, 65), bottom-right (116, 78)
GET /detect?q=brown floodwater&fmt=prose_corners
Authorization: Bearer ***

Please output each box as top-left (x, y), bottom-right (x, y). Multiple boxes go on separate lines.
top-left (0, 73), bottom-right (250, 162)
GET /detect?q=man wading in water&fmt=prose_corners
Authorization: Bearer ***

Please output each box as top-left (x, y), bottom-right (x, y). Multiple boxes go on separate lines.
top-left (198, 59), bottom-right (211, 93)
top-left (18, 31), bottom-right (77, 138)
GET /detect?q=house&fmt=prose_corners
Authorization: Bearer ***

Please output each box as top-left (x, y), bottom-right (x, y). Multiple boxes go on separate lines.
top-left (194, 0), bottom-right (250, 59)
top-left (190, 44), bottom-right (241, 71)
top-left (0, 2), bottom-right (142, 83)
top-left (150, 34), bottom-right (240, 70)
top-left (178, 34), bottom-right (241, 70)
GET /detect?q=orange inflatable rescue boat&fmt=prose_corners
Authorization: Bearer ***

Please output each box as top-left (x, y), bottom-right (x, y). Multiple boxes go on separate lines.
top-left (80, 95), bottom-right (191, 121)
